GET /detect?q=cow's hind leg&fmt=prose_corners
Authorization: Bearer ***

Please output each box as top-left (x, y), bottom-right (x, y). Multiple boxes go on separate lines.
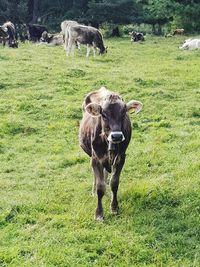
top-left (86, 44), bottom-right (91, 57)
top-left (92, 174), bottom-right (97, 196)
top-left (93, 46), bottom-right (96, 57)
top-left (110, 154), bottom-right (125, 214)
top-left (104, 168), bottom-right (109, 185)
top-left (66, 41), bottom-right (75, 56)
top-left (91, 158), bottom-right (105, 220)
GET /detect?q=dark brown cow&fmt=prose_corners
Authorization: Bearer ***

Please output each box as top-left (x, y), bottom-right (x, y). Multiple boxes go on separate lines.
top-left (79, 87), bottom-right (142, 220)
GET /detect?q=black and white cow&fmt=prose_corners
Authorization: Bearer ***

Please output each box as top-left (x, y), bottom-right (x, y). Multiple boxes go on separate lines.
top-left (26, 24), bottom-right (48, 42)
top-left (129, 31), bottom-right (145, 42)
top-left (0, 21), bottom-right (18, 48)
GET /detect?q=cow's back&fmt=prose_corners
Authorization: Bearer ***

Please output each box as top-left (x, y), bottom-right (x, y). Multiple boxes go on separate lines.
top-left (69, 25), bottom-right (98, 45)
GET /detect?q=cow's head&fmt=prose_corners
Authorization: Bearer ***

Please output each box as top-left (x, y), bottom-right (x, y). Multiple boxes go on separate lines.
top-left (99, 46), bottom-right (107, 55)
top-left (0, 26), bottom-right (9, 38)
top-left (9, 40), bottom-right (18, 48)
top-left (85, 96), bottom-right (142, 144)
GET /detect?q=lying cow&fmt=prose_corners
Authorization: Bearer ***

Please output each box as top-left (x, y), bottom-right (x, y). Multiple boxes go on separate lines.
top-left (26, 23), bottom-right (48, 42)
top-left (40, 31), bottom-right (63, 46)
top-left (79, 87), bottom-right (142, 220)
top-left (173, 28), bottom-right (184, 35)
top-left (129, 31), bottom-right (145, 42)
top-left (0, 21), bottom-right (18, 48)
top-left (179, 39), bottom-right (200, 50)
top-left (66, 24), bottom-right (106, 57)
top-left (165, 33), bottom-right (173, 38)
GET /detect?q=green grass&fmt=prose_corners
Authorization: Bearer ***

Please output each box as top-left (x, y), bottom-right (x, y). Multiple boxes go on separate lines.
top-left (0, 36), bottom-right (200, 266)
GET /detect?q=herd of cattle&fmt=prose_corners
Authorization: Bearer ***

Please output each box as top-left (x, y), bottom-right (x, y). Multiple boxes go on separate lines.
top-left (0, 21), bottom-right (199, 220)
top-left (1, 20), bottom-right (199, 56)
top-left (0, 20), bottom-right (107, 57)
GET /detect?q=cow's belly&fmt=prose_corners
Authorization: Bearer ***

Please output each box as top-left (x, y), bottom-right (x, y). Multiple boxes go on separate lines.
top-left (76, 36), bottom-right (92, 45)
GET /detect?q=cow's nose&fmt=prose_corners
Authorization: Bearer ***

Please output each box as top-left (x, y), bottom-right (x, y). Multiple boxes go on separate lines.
top-left (108, 131), bottom-right (125, 143)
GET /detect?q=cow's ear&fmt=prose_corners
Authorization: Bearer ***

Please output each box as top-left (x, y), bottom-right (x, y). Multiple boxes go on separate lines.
top-left (126, 100), bottom-right (143, 114)
top-left (85, 103), bottom-right (102, 117)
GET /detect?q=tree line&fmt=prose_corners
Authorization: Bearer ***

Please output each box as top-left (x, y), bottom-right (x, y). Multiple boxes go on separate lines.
top-left (0, 0), bottom-right (200, 35)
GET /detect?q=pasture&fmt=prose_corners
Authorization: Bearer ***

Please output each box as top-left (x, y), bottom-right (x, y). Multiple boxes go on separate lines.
top-left (0, 36), bottom-right (200, 266)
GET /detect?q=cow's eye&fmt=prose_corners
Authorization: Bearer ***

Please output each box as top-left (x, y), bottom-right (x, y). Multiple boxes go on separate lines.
top-left (102, 113), bottom-right (107, 121)
top-left (122, 110), bottom-right (126, 118)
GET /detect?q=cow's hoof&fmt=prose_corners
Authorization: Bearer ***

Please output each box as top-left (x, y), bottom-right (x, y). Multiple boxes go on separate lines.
top-left (95, 208), bottom-right (103, 221)
top-left (111, 204), bottom-right (119, 215)
top-left (95, 215), bottom-right (104, 221)
top-left (92, 191), bottom-right (96, 197)
top-left (111, 209), bottom-right (118, 215)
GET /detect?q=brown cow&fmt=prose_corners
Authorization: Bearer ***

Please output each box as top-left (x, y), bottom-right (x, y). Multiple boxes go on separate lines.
top-left (79, 87), bottom-right (142, 220)
top-left (173, 28), bottom-right (184, 35)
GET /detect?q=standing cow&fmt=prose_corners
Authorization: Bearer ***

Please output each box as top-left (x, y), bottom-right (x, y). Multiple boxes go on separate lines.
top-left (79, 87), bottom-right (142, 220)
top-left (0, 22), bottom-right (18, 48)
top-left (26, 24), bottom-right (48, 42)
top-left (173, 28), bottom-right (184, 35)
top-left (0, 25), bottom-right (8, 46)
top-left (66, 24), bottom-right (106, 57)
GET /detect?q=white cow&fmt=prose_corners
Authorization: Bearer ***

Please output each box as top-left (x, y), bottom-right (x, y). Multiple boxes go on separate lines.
top-left (60, 20), bottom-right (80, 51)
top-left (179, 39), bottom-right (200, 50)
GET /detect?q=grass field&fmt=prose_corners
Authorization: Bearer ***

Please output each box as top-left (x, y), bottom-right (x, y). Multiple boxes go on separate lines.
top-left (0, 36), bottom-right (200, 266)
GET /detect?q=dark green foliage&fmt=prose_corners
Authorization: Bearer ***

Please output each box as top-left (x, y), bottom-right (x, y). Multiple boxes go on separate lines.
top-left (0, 0), bottom-right (200, 34)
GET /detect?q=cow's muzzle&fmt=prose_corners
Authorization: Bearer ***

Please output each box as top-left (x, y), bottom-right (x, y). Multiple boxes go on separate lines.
top-left (107, 131), bottom-right (125, 144)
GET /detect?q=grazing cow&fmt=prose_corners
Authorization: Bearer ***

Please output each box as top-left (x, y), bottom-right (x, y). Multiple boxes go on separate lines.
top-left (40, 31), bottom-right (63, 46)
top-left (26, 24), bottom-right (48, 42)
top-left (179, 39), bottom-right (200, 50)
top-left (0, 22), bottom-right (18, 48)
top-left (173, 28), bottom-right (184, 35)
top-left (79, 87), bottom-right (143, 220)
top-left (66, 24), bottom-right (106, 57)
top-left (130, 31), bottom-right (145, 42)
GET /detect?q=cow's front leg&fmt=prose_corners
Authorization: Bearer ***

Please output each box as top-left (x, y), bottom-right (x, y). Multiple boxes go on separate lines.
top-left (110, 154), bottom-right (125, 214)
top-left (93, 47), bottom-right (96, 57)
top-left (91, 157), bottom-right (105, 220)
